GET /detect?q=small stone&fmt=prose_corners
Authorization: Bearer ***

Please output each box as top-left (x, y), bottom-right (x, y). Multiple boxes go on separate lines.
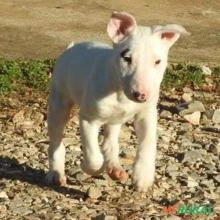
top-left (0, 192), bottom-right (8, 201)
top-left (182, 93), bottom-right (193, 103)
top-left (93, 178), bottom-right (108, 186)
top-left (187, 176), bottom-right (199, 187)
top-left (94, 213), bottom-right (117, 220)
top-left (41, 196), bottom-right (49, 203)
top-left (63, 138), bottom-right (75, 146)
top-left (183, 87), bottom-right (193, 93)
top-left (24, 217), bottom-right (41, 220)
top-left (74, 171), bottom-right (88, 181)
top-left (160, 110), bottom-right (172, 118)
top-left (24, 129), bottom-right (36, 138)
top-left (212, 109), bottom-right (220, 124)
top-left (87, 186), bottom-right (102, 199)
top-left (180, 123), bottom-right (193, 131)
top-left (201, 65), bottom-right (212, 75)
top-left (0, 205), bottom-right (7, 218)
top-left (160, 134), bottom-right (171, 143)
top-left (166, 164), bottom-right (179, 172)
top-left (13, 110), bottom-right (25, 125)
top-left (214, 174), bottom-right (220, 183)
top-left (183, 111), bottom-right (201, 125)
top-left (201, 179), bottom-right (215, 189)
top-left (179, 101), bottom-right (205, 116)
top-left (74, 159), bottom-right (81, 166)
top-left (188, 101), bottom-right (206, 112)
top-left (182, 150), bottom-right (202, 163)
top-left (205, 110), bottom-right (214, 119)
top-left (209, 143), bottom-right (220, 155)
top-left (166, 216), bottom-right (181, 220)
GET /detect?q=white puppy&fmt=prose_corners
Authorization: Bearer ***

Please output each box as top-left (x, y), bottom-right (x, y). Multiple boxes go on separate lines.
top-left (46, 12), bottom-right (189, 192)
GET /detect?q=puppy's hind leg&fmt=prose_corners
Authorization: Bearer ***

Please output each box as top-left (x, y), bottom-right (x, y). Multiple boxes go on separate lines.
top-left (46, 90), bottom-right (72, 186)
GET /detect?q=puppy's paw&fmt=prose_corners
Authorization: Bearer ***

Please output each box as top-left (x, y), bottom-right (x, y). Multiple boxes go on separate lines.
top-left (107, 166), bottom-right (128, 181)
top-left (45, 170), bottom-right (66, 186)
top-left (133, 162), bottom-right (155, 192)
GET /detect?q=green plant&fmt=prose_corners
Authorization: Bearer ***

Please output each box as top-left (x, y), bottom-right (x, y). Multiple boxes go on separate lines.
top-left (0, 59), bottom-right (55, 94)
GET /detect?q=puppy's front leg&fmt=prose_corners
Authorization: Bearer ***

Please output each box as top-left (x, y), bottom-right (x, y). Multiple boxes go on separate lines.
top-left (102, 124), bottom-right (128, 181)
top-left (80, 119), bottom-right (104, 175)
top-left (133, 105), bottom-right (158, 192)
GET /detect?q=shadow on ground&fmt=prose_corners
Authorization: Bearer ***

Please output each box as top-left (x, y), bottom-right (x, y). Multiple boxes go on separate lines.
top-left (0, 156), bottom-right (87, 200)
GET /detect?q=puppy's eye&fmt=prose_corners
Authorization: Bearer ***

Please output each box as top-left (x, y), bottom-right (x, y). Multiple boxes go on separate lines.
top-left (123, 56), bottom-right (132, 64)
top-left (155, 59), bottom-right (161, 65)
top-left (120, 49), bottom-right (132, 65)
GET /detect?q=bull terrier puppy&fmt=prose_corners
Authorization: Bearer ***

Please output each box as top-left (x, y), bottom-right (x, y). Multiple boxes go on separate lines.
top-left (46, 12), bottom-right (189, 192)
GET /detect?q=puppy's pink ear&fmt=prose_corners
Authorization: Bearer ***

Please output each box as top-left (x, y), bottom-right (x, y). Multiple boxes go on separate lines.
top-left (153, 24), bottom-right (190, 49)
top-left (107, 12), bottom-right (136, 43)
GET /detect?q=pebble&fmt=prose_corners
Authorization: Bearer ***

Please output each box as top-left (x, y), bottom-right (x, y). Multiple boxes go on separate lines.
top-left (183, 111), bottom-right (201, 125)
top-left (87, 186), bottom-right (102, 199)
top-left (160, 110), bottom-right (172, 118)
top-left (74, 171), bottom-right (89, 182)
top-left (209, 143), bottom-right (220, 155)
top-left (166, 164), bottom-right (179, 172)
top-left (0, 205), bottom-right (7, 218)
top-left (214, 174), bottom-right (220, 183)
top-left (183, 87), bottom-right (193, 93)
top-left (212, 109), bottom-right (220, 123)
top-left (0, 191), bottom-right (9, 201)
top-left (201, 65), bottom-right (212, 75)
top-left (187, 176), bottom-right (199, 187)
top-left (63, 138), bottom-right (75, 146)
top-left (182, 150), bottom-right (202, 163)
top-left (166, 216), bottom-right (182, 220)
top-left (94, 213), bottom-right (117, 220)
top-left (182, 92), bottom-right (193, 102)
top-left (205, 110), bottom-right (214, 119)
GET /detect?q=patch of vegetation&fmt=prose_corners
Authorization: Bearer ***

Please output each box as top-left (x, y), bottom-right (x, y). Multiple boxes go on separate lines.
top-left (212, 66), bottom-right (220, 86)
top-left (162, 63), bottom-right (206, 89)
top-left (0, 59), bottom-right (55, 94)
top-left (0, 59), bottom-right (219, 94)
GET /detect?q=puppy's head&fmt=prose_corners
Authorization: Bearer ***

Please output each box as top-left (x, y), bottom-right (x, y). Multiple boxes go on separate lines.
top-left (107, 12), bottom-right (189, 103)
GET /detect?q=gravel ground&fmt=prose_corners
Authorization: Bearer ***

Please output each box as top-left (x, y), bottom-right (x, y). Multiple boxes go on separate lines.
top-left (0, 88), bottom-right (219, 219)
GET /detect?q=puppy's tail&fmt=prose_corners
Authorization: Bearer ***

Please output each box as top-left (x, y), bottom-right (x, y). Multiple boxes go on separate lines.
top-left (67, 41), bottom-right (75, 49)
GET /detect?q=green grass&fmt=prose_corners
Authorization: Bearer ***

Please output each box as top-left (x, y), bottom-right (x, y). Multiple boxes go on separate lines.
top-left (0, 59), bottom-right (219, 94)
top-left (0, 59), bottom-right (55, 94)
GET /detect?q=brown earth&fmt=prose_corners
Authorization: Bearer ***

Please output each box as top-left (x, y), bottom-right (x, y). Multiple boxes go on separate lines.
top-left (0, 0), bottom-right (220, 64)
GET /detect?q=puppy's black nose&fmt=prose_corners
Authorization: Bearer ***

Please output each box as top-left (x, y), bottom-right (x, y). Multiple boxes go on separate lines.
top-left (132, 91), bottom-right (146, 102)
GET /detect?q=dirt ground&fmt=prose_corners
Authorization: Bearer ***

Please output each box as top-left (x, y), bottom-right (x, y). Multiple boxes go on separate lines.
top-left (0, 0), bottom-right (220, 63)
